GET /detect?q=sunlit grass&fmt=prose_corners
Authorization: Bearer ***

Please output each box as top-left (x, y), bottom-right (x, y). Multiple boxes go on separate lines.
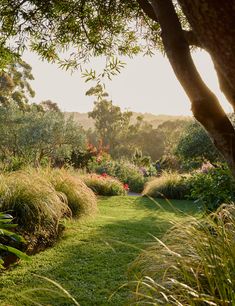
top-left (0, 196), bottom-right (198, 305)
top-left (131, 203), bottom-right (235, 305)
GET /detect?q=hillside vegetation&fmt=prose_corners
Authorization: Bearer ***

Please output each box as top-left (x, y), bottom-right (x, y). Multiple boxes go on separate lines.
top-left (65, 112), bottom-right (191, 130)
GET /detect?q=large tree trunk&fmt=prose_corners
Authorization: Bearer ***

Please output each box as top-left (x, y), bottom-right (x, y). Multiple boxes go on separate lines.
top-left (177, 0), bottom-right (235, 110)
top-left (150, 0), bottom-right (235, 176)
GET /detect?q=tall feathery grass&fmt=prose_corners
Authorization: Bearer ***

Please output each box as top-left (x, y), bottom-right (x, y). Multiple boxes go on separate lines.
top-left (0, 171), bottom-right (70, 232)
top-left (0, 168), bottom-right (97, 253)
top-left (0, 170), bottom-right (71, 252)
top-left (46, 168), bottom-right (97, 218)
top-left (142, 172), bottom-right (191, 199)
top-left (80, 173), bottom-right (127, 196)
top-left (131, 203), bottom-right (235, 305)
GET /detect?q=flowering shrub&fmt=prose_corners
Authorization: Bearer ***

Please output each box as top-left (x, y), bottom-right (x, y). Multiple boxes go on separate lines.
top-left (101, 172), bottom-right (108, 178)
top-left (114, 161), bottom-right (146, 193)
top-left (87, 159), bottom-right (147, 192)
top-left (87, 157), bottom-right (116, 177)
top-left (199, 161), bottom-right (214, 173)
top-left (80, 174), bottom-right (126, 196)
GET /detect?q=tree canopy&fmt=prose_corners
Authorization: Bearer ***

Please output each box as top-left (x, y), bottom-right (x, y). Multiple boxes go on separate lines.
top-left (0, 59), bottom-right (35, 109)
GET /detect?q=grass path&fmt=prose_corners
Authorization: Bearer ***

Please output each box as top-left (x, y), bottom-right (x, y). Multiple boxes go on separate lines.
top-left (0, 196), bottom-right (199, 306)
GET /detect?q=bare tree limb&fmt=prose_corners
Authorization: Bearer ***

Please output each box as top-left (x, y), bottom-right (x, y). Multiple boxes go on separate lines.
top-left (136, 0), bottom-right (201, 47)
top-left (183, 30), bottom-right (201, 48)
top-left (136, 0), bottom-right (158, 22)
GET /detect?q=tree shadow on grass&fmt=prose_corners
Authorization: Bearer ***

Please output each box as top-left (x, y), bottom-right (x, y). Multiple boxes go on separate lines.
top-left (133, 196), bottom-right (202, 215)
top-left (0, 214), bottom-right (172, 306)
top-left (47, 217), bottom-right (171, 306)
top-left (0, 197), bottom-right (201, 306)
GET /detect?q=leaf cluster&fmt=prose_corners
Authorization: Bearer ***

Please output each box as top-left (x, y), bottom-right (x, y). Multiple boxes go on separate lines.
top-left (0, 0), bottom-right (162, 69)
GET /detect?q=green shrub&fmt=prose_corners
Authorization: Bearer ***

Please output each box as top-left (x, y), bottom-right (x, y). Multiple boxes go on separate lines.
top-left (189, 166), bottom-right (235, 211)
top-left (46, 168), bottom-right (97, 218)
top-left (142, 171), bottom-right (191, 199)
top-left (114, 161), bottom-right (146, 193)
top-left (88, 159), bottom-right (146, 193)
top-left (81, 173), bottom-right (126, 196)
top-left (131, 204), bottom-right (235, 305)
top-left (87, 158), bottom-right (116, 177)
top-left (175, 120), bottom-right (220, 163)
top-left (0, 170), bottom-right (71, 252)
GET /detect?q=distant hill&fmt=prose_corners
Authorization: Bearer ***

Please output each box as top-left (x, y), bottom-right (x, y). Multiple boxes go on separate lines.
top-left (65, 112), bottom-right (94, 129)
top-left (64, 111), bottom-right (191, 130)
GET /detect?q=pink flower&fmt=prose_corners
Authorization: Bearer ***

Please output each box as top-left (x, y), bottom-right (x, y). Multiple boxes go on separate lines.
top-left (123, 183), bottom-right (129, 191)
top-left (200, 161), bottom-right (214, 173)
top-left (96, 157), bottom-right (102, 163)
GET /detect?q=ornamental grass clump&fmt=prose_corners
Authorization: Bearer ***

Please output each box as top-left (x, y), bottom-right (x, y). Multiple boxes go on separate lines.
top-left (0, 171), bottom-right (71, 252)
top-left (81, 173), bottom-right (126, 196)
top-left (47, 168), bottom-right (97, 218)
top-left (142, 171), bottom-right (191, 200)
top-left (131, 204), bottom-right (235, 305)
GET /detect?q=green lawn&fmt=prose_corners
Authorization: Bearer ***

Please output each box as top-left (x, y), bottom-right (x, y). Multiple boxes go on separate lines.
top-left (0, 196), bottom-right (200, 306)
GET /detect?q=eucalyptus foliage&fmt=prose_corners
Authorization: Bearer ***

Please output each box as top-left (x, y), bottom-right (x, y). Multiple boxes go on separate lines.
top-left (0, 59), bottom-right (35, 108)
top-left (0, 0), bottom-right (163, 69)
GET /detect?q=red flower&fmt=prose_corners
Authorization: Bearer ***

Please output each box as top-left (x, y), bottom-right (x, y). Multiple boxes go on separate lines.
top-left (123, 183), bottom-right (129, 191)
top-left (101, 172), bottom-right (108, 178)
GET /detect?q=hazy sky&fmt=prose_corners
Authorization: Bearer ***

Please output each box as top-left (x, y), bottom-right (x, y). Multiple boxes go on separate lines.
top-left (23, 50), bottom-right (232, 115)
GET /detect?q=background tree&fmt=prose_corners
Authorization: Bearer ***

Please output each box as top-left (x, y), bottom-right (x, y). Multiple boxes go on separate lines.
top-left (87, 85), bottom-right (133, 157)
top-left (0, 59), bottom-right (35, 109)
top-left (0, 105), bottom-right (86, 169)
top-left (0, 0), bottom-right (235, 173)
top-left (136, 120), bottom-right (188, 160)
top-left (39, 100), bottom-right (61, 113)
top-left (175, 121), bottom-right (220, 164)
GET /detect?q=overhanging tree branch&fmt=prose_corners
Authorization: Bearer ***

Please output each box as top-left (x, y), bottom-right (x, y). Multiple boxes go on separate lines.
top-left (136, 0), bottom-right (201, 47)
top-left (183, 30), bottom-right (201, 48)
top-left (137, 0), bottom-right (158, 22)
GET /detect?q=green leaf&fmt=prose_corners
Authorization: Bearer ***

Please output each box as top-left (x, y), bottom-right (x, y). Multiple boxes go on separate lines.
top-left (0, 244), bottom-right (30, 261)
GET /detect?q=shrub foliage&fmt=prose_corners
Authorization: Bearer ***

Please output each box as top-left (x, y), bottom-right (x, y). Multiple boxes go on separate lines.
top-left (88, 158), bottom-right (146, 193)
top-left (188, 166), bottom-right (235, 211)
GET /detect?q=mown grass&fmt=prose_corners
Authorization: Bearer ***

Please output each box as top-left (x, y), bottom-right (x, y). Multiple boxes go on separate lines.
top-left (0, 196), bottom-right (200, 306)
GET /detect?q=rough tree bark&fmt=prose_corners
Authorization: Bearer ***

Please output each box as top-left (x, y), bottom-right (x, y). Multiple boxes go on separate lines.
top-left (144, 0), bottom-right (235, 175)
top-left (178, 0), bottom-right (235, 110)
